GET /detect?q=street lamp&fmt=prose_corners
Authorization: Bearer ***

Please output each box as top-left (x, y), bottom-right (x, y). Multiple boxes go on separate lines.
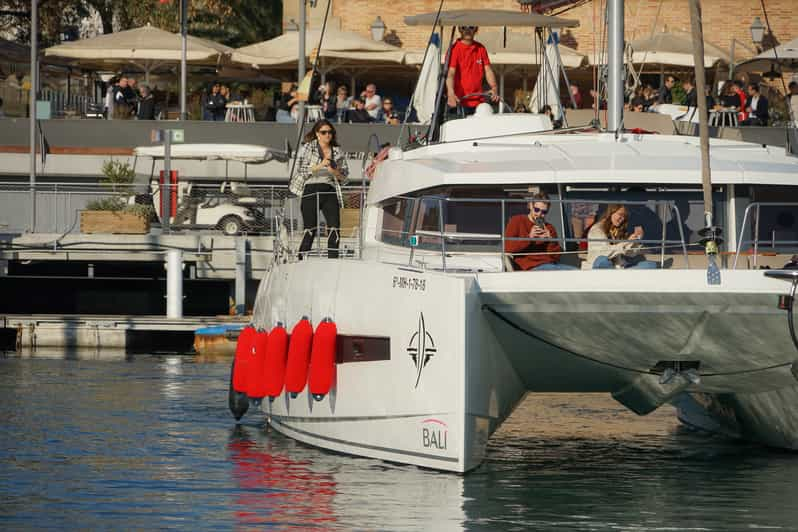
top-left (750, 16), bottom-right (765, 49)
top-left (370, 16), bottom-right (386, 42)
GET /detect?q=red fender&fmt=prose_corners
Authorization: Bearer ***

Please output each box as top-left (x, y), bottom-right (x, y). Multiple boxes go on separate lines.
top-left (263, 325), bottom-right (289, 398)
top-left (246, 330), bottom-right (270, 399)
top-left (232, 326), bottom-right (257, 393)
top-left (284, 318), bottom-right (314, 396)
top-left (308, 320), bottom-right (337, 400)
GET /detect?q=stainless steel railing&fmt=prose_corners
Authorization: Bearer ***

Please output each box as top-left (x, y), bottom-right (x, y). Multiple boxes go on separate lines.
top-left (733, 202), bottom-right (798, 270)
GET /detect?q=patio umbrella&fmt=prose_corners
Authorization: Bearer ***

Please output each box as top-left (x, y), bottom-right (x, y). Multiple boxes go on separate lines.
top-left (737, 36), bottom-right (798, 73)
top-left (626, 31), bottom-right (730, 68)
top-left (43, 24), bottom-right (232, 81)
top-left (231, 29), bottom-right (406, 70)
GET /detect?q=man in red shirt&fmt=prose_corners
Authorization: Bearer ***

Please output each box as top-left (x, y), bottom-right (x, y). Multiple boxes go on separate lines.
top-left (504, 192), bottom-right (576, 271)
top-left (446, 25), bottom-right (499, 115)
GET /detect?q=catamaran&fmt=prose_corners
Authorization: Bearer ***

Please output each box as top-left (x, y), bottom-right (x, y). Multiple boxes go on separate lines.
top-left (229, 4), bottom-right (798, 472)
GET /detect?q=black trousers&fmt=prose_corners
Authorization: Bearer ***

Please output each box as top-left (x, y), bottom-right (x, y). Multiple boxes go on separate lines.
top-left (299, 183), bottom-right (340, 258)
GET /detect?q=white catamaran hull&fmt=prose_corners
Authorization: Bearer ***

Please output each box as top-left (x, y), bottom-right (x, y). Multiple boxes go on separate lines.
top-left (252, 258), bottom-right (798, 471)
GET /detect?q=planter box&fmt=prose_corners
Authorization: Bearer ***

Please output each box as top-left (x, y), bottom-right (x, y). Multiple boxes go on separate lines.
top-left (80, 210), bottom-right (150, 234)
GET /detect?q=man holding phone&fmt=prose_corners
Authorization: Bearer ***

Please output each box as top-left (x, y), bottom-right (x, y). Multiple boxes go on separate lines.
top-left (503, 192), bottom-right (577, 271)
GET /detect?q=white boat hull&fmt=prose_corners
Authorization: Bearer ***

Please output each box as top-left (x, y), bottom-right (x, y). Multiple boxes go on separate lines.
top-left (252, 259), bottom-right (798, 471)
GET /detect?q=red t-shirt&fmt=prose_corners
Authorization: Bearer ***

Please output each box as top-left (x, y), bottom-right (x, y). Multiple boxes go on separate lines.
top-left (449, 39), bottom-right (490, 107)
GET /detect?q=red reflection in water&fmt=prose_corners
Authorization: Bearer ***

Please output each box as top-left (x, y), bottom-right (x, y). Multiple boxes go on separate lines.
top-left (228, 430), bottom-right (337, 529)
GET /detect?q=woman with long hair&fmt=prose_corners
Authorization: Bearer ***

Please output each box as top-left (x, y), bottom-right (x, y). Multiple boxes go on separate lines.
top-left (584, 204), bottom-right (657, 269)
top-left (289, 119), bottom-right (349, 258)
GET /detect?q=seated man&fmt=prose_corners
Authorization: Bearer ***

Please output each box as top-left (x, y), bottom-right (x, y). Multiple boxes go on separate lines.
top-left (346, 98), bottom-right (373, 123)
top-left (503, 192), bottom-right (576, 271)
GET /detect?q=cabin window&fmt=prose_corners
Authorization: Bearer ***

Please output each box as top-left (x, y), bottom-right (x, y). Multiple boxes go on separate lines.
top-left (380, 199), bottom-right (411, 245)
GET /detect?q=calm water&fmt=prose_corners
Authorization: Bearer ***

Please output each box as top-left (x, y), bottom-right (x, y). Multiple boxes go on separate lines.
top-left (2, 352), bottom-right (798, 531)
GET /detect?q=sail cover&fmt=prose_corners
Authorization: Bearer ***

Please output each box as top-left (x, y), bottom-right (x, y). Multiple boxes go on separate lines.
top-left (528, 32), bottom-right (562, 119)
top-left (411, 33), bottom-right (441, 124)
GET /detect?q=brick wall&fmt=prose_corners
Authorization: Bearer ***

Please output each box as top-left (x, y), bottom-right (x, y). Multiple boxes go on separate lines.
top-left (287, 0), bottom-right (797, 62)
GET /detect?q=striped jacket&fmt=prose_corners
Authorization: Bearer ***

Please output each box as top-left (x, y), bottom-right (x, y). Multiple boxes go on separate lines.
top-left (289, 140), bottom-right (349, 207)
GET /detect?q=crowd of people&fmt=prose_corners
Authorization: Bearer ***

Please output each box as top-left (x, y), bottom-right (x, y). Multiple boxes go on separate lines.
top-left (104, 76), bottom-right (158, 120)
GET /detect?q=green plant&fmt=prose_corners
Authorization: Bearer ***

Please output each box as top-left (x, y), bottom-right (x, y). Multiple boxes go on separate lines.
top-left (86, 160), bottom-right (150, 219)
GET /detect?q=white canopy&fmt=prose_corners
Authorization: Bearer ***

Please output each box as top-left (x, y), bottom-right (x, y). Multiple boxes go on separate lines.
top-left (405, 31), bottom-right (586, 69)
top-left (625, 31), bottom-right (731, 67)
top-left (737, 36), bottom-right (798, 73)
top-left (404, 9), bottom-right (578, 29)
top-left (44, 24), bottom-right (231, 63)
top-left (232, 29), bottom-right (406, 68)
top-left (134, 144), bottom-right (284, 164)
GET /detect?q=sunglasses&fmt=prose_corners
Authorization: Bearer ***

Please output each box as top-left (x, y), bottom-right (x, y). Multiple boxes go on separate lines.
top-left (533, 207), bottom-right (548, 215)
top-left (459, 26), bottom-right (477, 31)
top-left (317, 129), bottom-right (333, 135)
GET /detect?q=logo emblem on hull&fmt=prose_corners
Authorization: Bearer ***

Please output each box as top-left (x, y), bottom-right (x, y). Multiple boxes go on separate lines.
top-left (407, 312), bottom-right (436, 388)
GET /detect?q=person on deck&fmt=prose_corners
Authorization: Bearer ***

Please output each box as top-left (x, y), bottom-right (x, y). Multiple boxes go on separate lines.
top-left (289, 119), bottom-right (349, 259)
top-left (584, 204), bottom-right (657, 269)
top-left (446, 25), bottom-right (499, 115)
top-left (503, 192), bottom-right (576, 271)
top-left (657, 76), bottom-right (676, 104)
top-left (789, 81), bottom-right (798, 125)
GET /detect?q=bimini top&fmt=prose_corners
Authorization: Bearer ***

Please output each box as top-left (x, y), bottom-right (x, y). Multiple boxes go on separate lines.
top-left (370, 132), bottom-right (798, 204)
top-left (134, 144), bottom-right (288, 164)
top-left (404, 9), bottom-right (579, 29)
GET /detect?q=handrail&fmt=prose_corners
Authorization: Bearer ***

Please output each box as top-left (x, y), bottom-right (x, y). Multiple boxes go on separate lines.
top-left (402, 196), bottom-right (690, 272)
top-left (733, 201), bottom-right (798, 270)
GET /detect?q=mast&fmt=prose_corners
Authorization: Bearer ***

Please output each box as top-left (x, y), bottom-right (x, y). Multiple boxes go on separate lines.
top-left (688, 0), bottom-right (713, 229)
top-left (688, 0), bottom-right (722, 283)
top-left (606, 0), bottom-right (624, 132)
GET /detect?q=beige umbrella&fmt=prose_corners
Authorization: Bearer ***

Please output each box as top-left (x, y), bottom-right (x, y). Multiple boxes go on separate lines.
top-left (626, 31), bottom-right (730, 68)
top-left (737, 36), bottom-right (798, 73)
top-left (44, 24), bottom-right (232, 80)
top-left (232, 29), bottom-right (406, 69)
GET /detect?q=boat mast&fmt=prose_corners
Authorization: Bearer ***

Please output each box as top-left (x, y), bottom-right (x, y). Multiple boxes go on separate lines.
top-left (688, 0), bottom-right (713, 230)
top-left (607, 0), bottom-right (624, 132)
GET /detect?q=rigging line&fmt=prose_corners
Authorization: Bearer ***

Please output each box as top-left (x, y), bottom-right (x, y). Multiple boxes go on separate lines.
top-left (483, 302), bottom-right (797, 379)
top-left (286, 0), bottom-right (333, 192)
top-left (634, 0), bottom-right (664, 80)
top-left (398, 0), bottom-right (446, 147)
top-left (482, 303), bottom-right (648, 374)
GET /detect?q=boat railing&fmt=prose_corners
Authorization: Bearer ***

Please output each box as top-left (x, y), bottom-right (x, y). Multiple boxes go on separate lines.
top-left (385, 196), bottom-right (691, 272)
top-left (733, 202), bottom-right (798, 270)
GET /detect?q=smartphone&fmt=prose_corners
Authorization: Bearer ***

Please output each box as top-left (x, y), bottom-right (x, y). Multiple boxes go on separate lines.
top-left (535, 218), bottom-right (545, 228)
top-left (633, 225), bottom-right (643, 237)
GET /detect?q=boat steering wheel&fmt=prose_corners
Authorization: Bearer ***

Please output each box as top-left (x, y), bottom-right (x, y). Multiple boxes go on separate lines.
top-left (452, 92), bottom-right (512, 116)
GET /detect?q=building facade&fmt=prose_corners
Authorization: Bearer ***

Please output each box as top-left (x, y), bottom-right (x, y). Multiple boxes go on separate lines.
top-left (283, 0), bottom-right (797, 63)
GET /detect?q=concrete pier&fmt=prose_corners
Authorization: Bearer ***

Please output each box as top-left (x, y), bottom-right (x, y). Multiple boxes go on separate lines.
top-left (2, 314), bottom-right (248, 350)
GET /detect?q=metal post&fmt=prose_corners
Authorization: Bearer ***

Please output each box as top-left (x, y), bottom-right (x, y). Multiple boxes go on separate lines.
top-left (607, 0), bottom-right (624, 132)
top-left (29, 0), bottom-right (38, 233)
top-left (166, 249), bottom-right (183, 319)
top-left (297, 0), bottom-right (306, 123)
top-left (162, 130), bottom-right (171, 232)
top-left (500, 200), bottom-right (506, 270)
top-left (315, 191), bottom-right (321, 256)
top-left (235, 238), bottom-right (247, 315)
top-left (180, 0), bottom-right (187, 120)
top-left (754, 203), bottom-right (760, 268)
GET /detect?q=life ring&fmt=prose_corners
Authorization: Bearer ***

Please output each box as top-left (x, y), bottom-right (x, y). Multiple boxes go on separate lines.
top-left (308, 319), bottom-right (337, 401)
top-left (284, 318), bottom-right (313, 398)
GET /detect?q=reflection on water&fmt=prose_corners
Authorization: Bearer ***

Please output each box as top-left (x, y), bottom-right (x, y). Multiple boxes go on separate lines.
top-left (1, 352), bottom-right (798, 530)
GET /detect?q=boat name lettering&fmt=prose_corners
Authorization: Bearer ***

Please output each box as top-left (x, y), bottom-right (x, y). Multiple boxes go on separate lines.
top-left (421, 419), bottom-right (448, 450)
top-left (392, 276), bottom-right (426, 292)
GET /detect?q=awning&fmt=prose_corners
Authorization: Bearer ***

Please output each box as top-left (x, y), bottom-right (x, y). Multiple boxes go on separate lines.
top-left (404, 9), bottom-right (579, 29)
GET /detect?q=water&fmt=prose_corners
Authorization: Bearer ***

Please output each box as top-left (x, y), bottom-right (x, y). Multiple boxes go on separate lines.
top-left (2, 353), bottom-right (798, 531)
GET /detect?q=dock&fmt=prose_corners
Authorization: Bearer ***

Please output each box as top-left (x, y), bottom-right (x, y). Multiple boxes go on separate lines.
top-left (1, 313), bottom-right (249, 351)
